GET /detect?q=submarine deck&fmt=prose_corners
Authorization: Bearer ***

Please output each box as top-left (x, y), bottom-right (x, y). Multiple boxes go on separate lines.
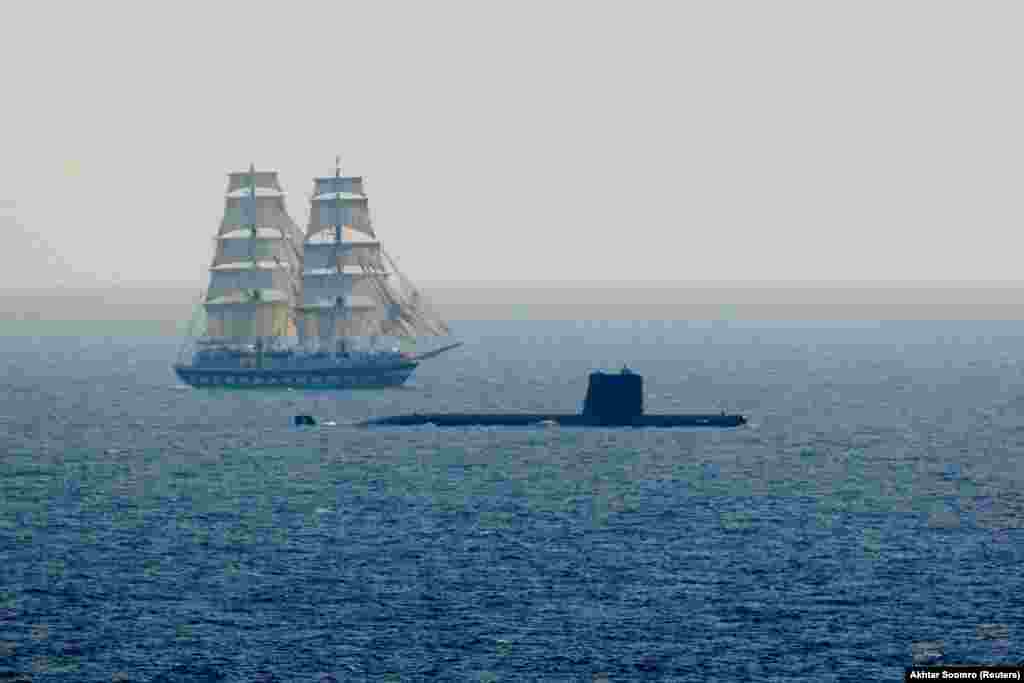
top-left (361, 413), bottom-right (747, 428)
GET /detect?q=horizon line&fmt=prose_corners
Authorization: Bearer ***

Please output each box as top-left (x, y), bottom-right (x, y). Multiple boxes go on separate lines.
top-left (7, 279), bottom-right (1024, 291)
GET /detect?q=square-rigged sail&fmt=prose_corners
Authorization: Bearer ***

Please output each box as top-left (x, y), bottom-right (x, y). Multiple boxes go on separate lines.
top-left (203, 167), bottom-right (303, 344)
top-left (295, 163), bottom-right (449, 349)
top-left (173, 160), bottom-right (460, 388)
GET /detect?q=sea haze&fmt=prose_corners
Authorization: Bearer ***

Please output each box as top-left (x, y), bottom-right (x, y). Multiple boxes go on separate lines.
top-left (1, 320), bottom-right (1023, 681)
top-left (6, 282), bottom-right (1024, 336)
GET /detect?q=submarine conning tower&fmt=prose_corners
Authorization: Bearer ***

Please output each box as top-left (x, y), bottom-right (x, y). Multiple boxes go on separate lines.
top-left (582, 367), bottom-right (644, 424)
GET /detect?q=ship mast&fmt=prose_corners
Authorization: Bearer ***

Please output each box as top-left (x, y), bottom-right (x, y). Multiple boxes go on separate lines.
top-left (333, 156), bottom-right (347, 353)
top-left (333, 156), bottom-right (342, 246)
top-left (247, 164), bottom-right (264, 364)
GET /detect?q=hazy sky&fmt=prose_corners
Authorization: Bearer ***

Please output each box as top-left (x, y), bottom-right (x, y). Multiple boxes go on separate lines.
top-left (1, 1), bottom-right (1021, 288)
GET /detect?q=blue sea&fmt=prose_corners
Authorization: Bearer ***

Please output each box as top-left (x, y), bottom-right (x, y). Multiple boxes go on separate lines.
top-left (1, 320), bottom-right (1022, 682)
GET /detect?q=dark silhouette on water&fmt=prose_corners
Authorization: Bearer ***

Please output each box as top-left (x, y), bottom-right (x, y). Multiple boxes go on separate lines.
top-left (360, 368), bottom-right (747, 428)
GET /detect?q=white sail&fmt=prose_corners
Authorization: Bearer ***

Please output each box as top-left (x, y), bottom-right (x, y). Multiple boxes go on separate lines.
top-left (219, 227), bottom-right (294, 240)
top-left (176, 161), bottom-right (458, 381)
top-left (226, 186), bottom-right (284, 198)
top-left (195, 166), bottom-right (303, 343)
top-left (363, 251), bottom-right (450, 336)
top-left (207, 261), bottom-right (294, 301)
top-left (228, 170), bottom-right (283, 193)
top-left (205, 299), bottom-right (291, 339)
top-left (307, 197), bottom-right (374, 238)
top-left (221, 195), bottom-right (298, 233)
top-left (313, 176), bottom-right (364, 197)
top-left (292, 160), bottom-right (451, 350)
top-left (302, 242), bottom-right (383, 271)
top-left (298, 303), bottom-right (400, 340)
top-left (300, 271), bottom-right (387, 307)
top-left (213, 232), bottom-right (300, 267)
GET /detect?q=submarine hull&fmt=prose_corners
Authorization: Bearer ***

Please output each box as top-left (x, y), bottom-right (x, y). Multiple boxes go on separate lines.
top-left (362, 413), bottom-right (746, 428)
top-left (357, 370), bottom-right (747, 428)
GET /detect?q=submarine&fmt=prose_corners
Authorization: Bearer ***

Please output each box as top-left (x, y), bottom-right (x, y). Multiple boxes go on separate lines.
top-left (360, 367), bottom-right (748, 428)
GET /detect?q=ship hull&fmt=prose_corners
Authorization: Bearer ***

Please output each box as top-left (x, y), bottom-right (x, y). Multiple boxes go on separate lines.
top-left (362, 413), bottom-right (746, 428)
top-left (173, 362), bottom-right (417, 389)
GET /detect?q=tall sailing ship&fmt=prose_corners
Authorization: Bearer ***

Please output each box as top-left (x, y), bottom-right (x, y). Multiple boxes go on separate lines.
top-left (173, 160), bottom-right (459, 389)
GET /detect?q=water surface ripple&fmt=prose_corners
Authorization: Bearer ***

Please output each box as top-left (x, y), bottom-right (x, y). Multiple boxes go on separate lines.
top-left (1, 321), bottom-right (1023, 681)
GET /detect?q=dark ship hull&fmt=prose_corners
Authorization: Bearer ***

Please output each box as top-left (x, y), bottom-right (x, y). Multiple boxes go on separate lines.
top-left (175, 364), bottom-right (416, 389)
top-left (174, 350), bottom-right (418, 389)
top-left (363, 413), bottom-right (745, 427)
top-left (361, 369), bottom-right (747, 428)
